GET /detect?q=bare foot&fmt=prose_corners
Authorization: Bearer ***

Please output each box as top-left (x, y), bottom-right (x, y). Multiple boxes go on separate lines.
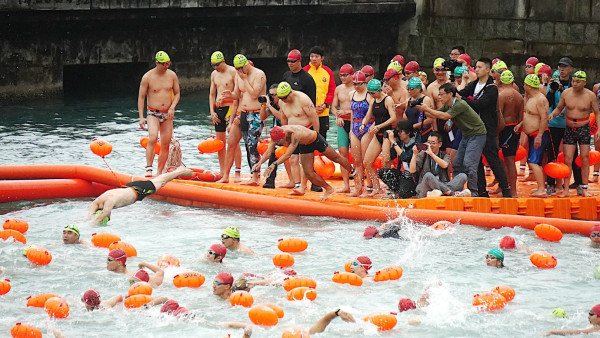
top-left (347, 189), bottom-right (363, 197)
top-left (336, 186), bottom-right (351, 193)
top-left (321, 186), bottom-right (334, 201)
top-left (216, 176), bottom-right (229, 184)
top-left (520, 175), bottom-right (536, 182)
top-left (290, 188), bottom-right (305, 196)
top-left (559, 190), bottom-right (571, 198)
top-left (530, 190), bottom-right (547, 198)
top-left (241, 180), bottom-right (260, 186)
top-left (280, 182), bottom-right (296, 189)
top-left (360, 189), bottom-right (383, 198)
top-left (582, 190), bottom-right (592, 197)
top-left (234, 174), bottom-right (242, 183)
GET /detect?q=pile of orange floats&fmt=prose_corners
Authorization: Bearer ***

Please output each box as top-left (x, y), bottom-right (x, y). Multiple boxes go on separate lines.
top-left (248, 304), bottom-right (279, 326)
top-left (3, 219), bottom-right (28, 233)
top-left (286, 287), bottom-right (317, 301)
top-left (530, 251), bottom-right (558, 269)
top-left (139, 136), bottom-right (161, 155)
top-left (26, 247), bottom-right (52, 266)
top-left (273, 253), bottom-right (295, 268)
top-left (534, 224), bottom-right (563, 242)
top-left (229, 290), bottom-right (254, 308)
top-left (26, 293), bottom-right (59, 307)
top-left (491, 285), bottom-right (515, 302)
top-left (0, 229), bottom-right (26, 244)
top-left (173, 271), bottom-right (205, 288)
top-left (472, 292), bottom-right (507, 311)
top-left (108, 241), bottom-right (137, 257)
top-left (128, 282), bottom-right (153, 296)
top-left (197, 137), bottom-right (224, 154)
top-left (363, 312), bottom-right (398, 331)
top-left (374, 266), bottom-right (403, 282)
top-left (10, 323), bottom-right (42, 338)
top-left (332, 271), bottom-right (363, 286)
top-left (278, 238), bottom-right (308, 253)
top-left (44, 297), bottom-right (70, 318)
top-left (0, 279), bottom-right (11, 295)
top-left (283, 277), bottom-right (317, 291)
top-left (157, 254), bottom-right (181, 268)
top-left (91, 233), bottom-right (121, 248)
top-left (124, 294), bottom-right (153, 309)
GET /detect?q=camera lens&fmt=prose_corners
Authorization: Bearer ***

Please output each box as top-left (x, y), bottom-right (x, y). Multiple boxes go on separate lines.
top-left (258, 96), bottom-right (267, 103)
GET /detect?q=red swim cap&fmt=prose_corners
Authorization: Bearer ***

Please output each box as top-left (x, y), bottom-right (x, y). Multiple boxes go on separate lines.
top-left (398, 298), bottom-right (416, 312)
top-left (356, 256), bottom-right (372, 271)
top-left (590, 225), bottom-right (600, 235)
top-left (384, 68), bottom-right (401, 80)
top-left (391, 55), bottom-right (405, 66)
top-left (108, 248), bottom-right (127, 265)
top-left (340, 63), bottom-right (354, 74)
top-left (270, 126), bottom-right (286, 142)
top-left (248, 60), bottom-right (254, 67)
top-left (538, 64), bottom-right (552, 76)
top-left (287, 49), bottom-right (301, 61)
top-left (160, 299), bottom-right (180, 313)
top-left (526, 57), bottom-right (539, 66)
top-left (405, 61), bottom-right (420, 72)
top-left (458, 53), bottom-right (471, 66)
top-left (492, 58), bottom-right (500, 66)
top-left (134, 269), bottom-right (150, 282)
top-left (283, 268), bottom-right (297, 276)
top-left (209, 243), bottom-right (227, 257)
top-left (591, 304), bottom-right (600, 316)
top-left (353, 72), bottom-right (366, 83)
top-left (499, 236), bottom-right (516, 249)
top-left (82, 289), bottom-right (101, 307)
top-left (215, 272), bottom-right (234, 284)
top-left (361, 65), bottom-right (374, 76)
top-left (174, 306), bottom-right (190, 316)
top-left (363, 225), bottom-right (378, 238)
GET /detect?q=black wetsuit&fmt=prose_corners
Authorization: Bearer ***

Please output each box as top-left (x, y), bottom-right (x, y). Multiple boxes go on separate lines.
top-left (282, 69), bottom-right (317, 105)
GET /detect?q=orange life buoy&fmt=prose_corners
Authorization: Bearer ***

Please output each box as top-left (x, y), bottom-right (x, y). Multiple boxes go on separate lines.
top-left (0, 229), bottom-right (26, 244)
top-left (273, 253), bottom-right (295, 268)
top-left (534, 224), bottom-right (563, 242)
top-left (263, 303), bottom-right (284, 319)
top-left (10, 323), bottom-right (42, 338)
top-left (26, 293), bottom-right (59, 308)
top-left (139, 136), bottom-right (161, 155)
top-left (26, 247), bottom-right (52, 265)
top-left (0, 279), bottom-right (11, 295)
top-left (275, 146), bottom-right (288, 159)
top-left (344, 260), bottom-right (352, 272)
top-left (332, 272), bottom-right (363, 286)
top-left (257, 139), bottom-right (269, 155)
top-left (91, 232), bottom-right (121, 248)
top-left (173, 271), bottom-right (205, 288)
top-left (286, 287), bottom-right (317, 301)
top-left (472, 292), bottom-right (507, 311)
top-left (157, 254), bottom-right (180, 268)
top-left (281, 327), bottom-right (309, 338)
top-left (128, 282), bottom-right (153, 296)
top-left (197, 137), bottom-right (225, 154)
top-left (90, 139), bottom-right (112, 158)
top-left (374, 266), bottom-right (403, 282)
top-left (490, 285), bottom-right (515, 302)
top-left (363, 312), bottom-right (398, 331)
top-left (229, 290), bottom-right (254, 308)
top-left (314, 156), bottom-right (335, 178)
top-left (278, 238), bottom-right (308, 253)
top-left (3, 219), bottom-right (28, 234)
top-left (44, 297), bottom-right (70, 318)
top-left (530, 251), bottom-right (557, 269)
top-left (108, 241), bottom-right (137, 257)
top-left (124, 294), bottom-right (153, 309)
top-left (544, 162), bottom-right (570, 179)
top-left (248, 304), bottom-right (279, 326)
top-left (283, 277), bottom-right (317, 291)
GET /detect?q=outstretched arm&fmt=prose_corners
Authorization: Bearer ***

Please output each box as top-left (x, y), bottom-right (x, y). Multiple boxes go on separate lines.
top-left (309, 309), bottom-right (355, 334)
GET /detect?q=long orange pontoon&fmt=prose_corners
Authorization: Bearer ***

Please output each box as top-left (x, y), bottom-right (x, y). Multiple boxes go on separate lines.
top-left (0, 165), bottom-right (597, 236)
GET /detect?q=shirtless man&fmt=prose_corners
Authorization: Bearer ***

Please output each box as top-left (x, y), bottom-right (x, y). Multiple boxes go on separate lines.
top-left (87, 166), bottom-right (192, 223)
top-left (209, 51), bottom-right (241, 181)
top-left (81, 289), bottom-right (123, 311)
top-left (254, 124), bottom-right (352, 201)
top-left (515, 75), bottom-right (550, 197)
top-left (550, 71), bottom-right (600, 197)
top-left (138, 51), bottom-right (180, 176)
top-left (106, 248), bottom-right (133, 277)
top-left (276, 82), bottom-right (320, 195)
top-left (217, 54), bottom-right (266, 185)
top-left (332, 63), bottom-right (355, 193)
top-left (497, 70), bottom-right (523, 197)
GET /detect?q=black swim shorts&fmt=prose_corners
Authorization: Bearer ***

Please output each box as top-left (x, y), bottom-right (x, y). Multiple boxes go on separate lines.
top-left (564, 124), bottom-right (591, 146)
top-left (213, 106), bottom-right (231, 133)
top-left (126, 180), bottom-right (157, 201)
top-left (299, 132), bottom-right (329, 154)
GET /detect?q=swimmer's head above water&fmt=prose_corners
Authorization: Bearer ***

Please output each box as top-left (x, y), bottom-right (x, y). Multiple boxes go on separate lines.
top-left (207, 243), bottom-right (227, 263)
top-left (62, 224), bottom-right (80, 244)
top-left (590, 225), bottom-right (600, 245)
top-left (82, 289), bottom-right (101, 311)
top-left (486, 248), bottom-right (504, 268)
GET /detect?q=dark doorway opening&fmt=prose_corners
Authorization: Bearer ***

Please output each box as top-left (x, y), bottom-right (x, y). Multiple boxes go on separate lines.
top-left (63, 63), bottom-right (149, 99)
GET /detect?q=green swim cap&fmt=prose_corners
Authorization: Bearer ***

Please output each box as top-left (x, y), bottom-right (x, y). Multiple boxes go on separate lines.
top-left (534, 62), bottom-right (545, 75)
top-left (277, 82), bottom-right (292, 97)
top-left (492, 60), bottom-right (507, 72)
top-left (552, 308), bottom-right (568, 318)
top-left (524, 74), bottom-right (540, 88)
top-left (233, 54), bottom-right (248, 68)
top-left (387, 61), bottom-right (403, 73)
top-left (223, 226), bottom-right (240, 239)
top-left (211, 51), bottom-right (225, 64)
top-left (593, 266), bottom-right (600, 279)
top-left (500, 70), bottom-right (514, 84)
top-left (94, 210), bottom-right (110, 225)
top-left (433, 58), bottom-right (445, 69)
top-left (454, 65), bottom-right (468, 76)
top-left (573, 70), bottom-right (587, 81)
top-left (64, 224), bottom-right (80, 237)
top-left (488, 248), bottom-right (504, 261)
top-left (552, 70), bottom-right (560, 79)
top-left (155, 51), bottom-right (170, 63)
top-left (23, 244), bottom-right (37, 256)
top-left (367, 79), bottom-right (382, 92)
top-left (407, 77), bottom-right (422, 89)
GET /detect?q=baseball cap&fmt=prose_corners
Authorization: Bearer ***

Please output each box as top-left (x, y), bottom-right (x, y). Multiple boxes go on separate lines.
top-left (557, 57), bottom-right (574, 67)
top-left (287, 49), bottom-right (301, 61)
top-left (108, 248), bottom-right (127, 264)
top-left (356, 256), bottom-right (372, 271)
top-left (270, 126), bottom-right (286, 142)
top-left (340, 63), bottom-right (354, 74)
top-left (361, 65), bottom-right (375, 76)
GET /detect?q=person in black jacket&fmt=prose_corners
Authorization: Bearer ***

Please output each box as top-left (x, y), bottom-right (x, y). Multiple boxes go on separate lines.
top-left (458, 58), bottom-right (511, 198)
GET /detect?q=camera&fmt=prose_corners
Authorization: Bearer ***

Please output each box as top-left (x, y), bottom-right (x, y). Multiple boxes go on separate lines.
top-left (258, 95), bottom-right (267, 104)
top-left (383, 130), bottom-right (398, 139)
top-left (442, 59), bottom-right (461, 82)
top-left (416, 143), bottom-right (428, 151)
top-left (550, 79), bottom-right (560, 92)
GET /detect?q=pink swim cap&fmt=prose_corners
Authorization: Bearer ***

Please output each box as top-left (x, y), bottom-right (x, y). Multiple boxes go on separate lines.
top-left (209, 243), bottom-right (227, 257)
top-left (108, 248), bottom-right (127, 264)
top-left (363, 225), bottom-right (378, 238)
top-left (353, 72), bottom-right (366, 83)
top-left (590, 225), bottom-right (600, 235)
top-left (82, 289), bottom-right (101, 307)
top-left (361, 65), bottom-right (374, 76)
top-left (398, 298), bottom-right (416, 312)
top-left (134, 269), bottom-right (150, 282)
top-left (591, 304), bottom-right (600, 316)
top-left (458, 54), bottom-right (471, 66)
top-left (161, 299), bottom-right (179, 313)
top-left (499, 236), bottom-right (516, 249)
top-left (215, 272), bottom-right (234, 284)
top-left (526, 57), bottom-right (539, 66)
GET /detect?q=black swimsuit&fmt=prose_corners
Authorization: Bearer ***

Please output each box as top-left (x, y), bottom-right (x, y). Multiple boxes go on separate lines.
top-left (372, 96), bottom-right (392, 144)
top-left (125, 180), bottom-right (157, 201)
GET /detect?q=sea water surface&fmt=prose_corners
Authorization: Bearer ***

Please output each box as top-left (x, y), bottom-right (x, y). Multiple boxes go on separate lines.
top-left (0, 93), bottom-right (598, 337)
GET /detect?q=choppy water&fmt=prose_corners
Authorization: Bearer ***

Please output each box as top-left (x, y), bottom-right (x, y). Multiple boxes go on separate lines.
top-left (0, 94), bottom-right (599, 337)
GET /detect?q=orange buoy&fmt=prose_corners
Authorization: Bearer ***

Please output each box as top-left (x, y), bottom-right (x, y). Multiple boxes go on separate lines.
top-left (44, 297), bottom-right (69, 318)
top-left (257, 139), bottom-right (269, 155)
top-left (124, 294), bottom-right (153, 309)
top-left (373, 155), bottom-right (383, 170)
top-left (157, 254), bottom-right (180, 269)
top-left (515, 145), bottom-right (527, 162)
top-left (273, 253), bottom-right (295, 268)
top-left (363, 312), bottom-right (398, 331)
top-left (530, 251), bottom-right (557, 269)
top-left (128, 282), bottom-right (153, 296)
top-left (173, 271), bottom-right (206, 288)
top-left (575, 151), bottom-right (600, 167)
top-left (534, 224), bottom-right (563, 242)
top-left (275, 146), bottom-right (288, 159)
top-left (278, 238), bottom-right (308, 253)
top-left (490, 285), bottom-right (515, 302)
top-left (281, 327), bottom-right (309, 338)
top-left (332, 272), bottom-right (363, 286)
top-left (26, 293), bottom-right (59, 308)
top-left (314, 156), bottom-right (335, 178)
top-left (263, 303), bottom-right (284, 319)
top-left (197, 137), bottom-right (225, 154)
top-left (286, 287), bottom-right (317, 301)
top-left (544, 162), bottom-right (570, 179)
top-left (108, 241), bottom-right (137, 257)
top-left (91, 233), bottom-right (121, 248)
top-left (0, 279), bottom-right (11, 295)
top-left (374, 266), bottom-right (403, 282)
top-left (140, 136), bottom-right (161, 155)
top-left (10, 323), bottom-right (42, 338)
top-left (248, 304), bottom-right (279, 326)
top-left (3, 219), bottom-right (29, 234)
top-left (283, 277), bottom-right (317, 291)
top-left (472, 292), bottom-right (507, 311)
top-left (229, 290), bottom-right (254, 308)
top-left (90, 139), bottom-right (112, 158)
top-left (26, 247), bottom-right (52, 265)
top-left (344, 260), bottom-right (352, 272)
top-left (0, 229), bottom-right (27, 244)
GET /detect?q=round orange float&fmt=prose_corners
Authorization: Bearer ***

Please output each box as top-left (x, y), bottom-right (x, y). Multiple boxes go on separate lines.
top-left (490, 285), bottom-right (515, 302)
top-left (139, 136), bottom-right (161, 155)
top-left (124, 294), bottom-right (153, 308)
top-left (44, 297), bottom-right (69, 318)
top-left (283, 277), bottom-right (317, 291)
top-left (263, 303), bottom-right (284, 319)
top-left (0, 229), bottom-right (26, 244)
top-left (257, 139), bottom-right (269, 155)
top-left (0, 279), bottom-right (11, 295)
top-left (275, 146), bottom-right (288, 159)
top-left (26, 293), bottom-right (59, 307)
top-left (575, 151), bottom-right (600, 167)
top-left (90, 139), bottom-right (112, 158)
top-left (314, 156), bottom-right (335, 178)
top-left (534, 223), bottom-right (563, 242)
top-left (108, 241), bottom-right (137, 257)
top-left (286, 287), bottom-right (317, 301)
top-left (278, 238), bottom-right (308, 253)
top-left (281, 327), bottom-right (309, 338)
top-left (91, 233), bottom-right (121, 248)
top-left (229, 290), bottom-right (254, 308)
top-left (332, 272), bottom-right (363, 286)
top-left (3, 219), bottom-right (29, 234)
top-left (128, 282), bottom-right (153, 296)
top-left (197, 137), bottom-right (224, 154)
top-left (26, 247), bottom-right (52, 265)
top-left (374, 266), bottom-right (403, 282)
top-left (173, 271), bottom-right (205, 288)
top-left (157, 254), bottom-right (180, 268)
top-left (344, 260), bottom-right (352, 272)
top-left (530, 251), bottom-right (557, 269)
top-left (273, 253), bottom-right (295, 268)
top-left (248, 304), bottom-right (279, 326)
top-left (472, 292), bottom-right (507, 311)
top-left (10, 323), bottom-right (42, 338)
top-left (544, 162), bottom-right (570, 179)
top-left (363, 312), bottom-right (398, 331)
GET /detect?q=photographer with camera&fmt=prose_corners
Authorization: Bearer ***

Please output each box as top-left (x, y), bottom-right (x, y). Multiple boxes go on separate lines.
top-left (378, 120), bottom-right (417, 199)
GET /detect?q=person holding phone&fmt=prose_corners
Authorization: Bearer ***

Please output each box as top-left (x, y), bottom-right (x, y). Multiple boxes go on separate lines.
top-left (378, 120), bottom-right (417, 198)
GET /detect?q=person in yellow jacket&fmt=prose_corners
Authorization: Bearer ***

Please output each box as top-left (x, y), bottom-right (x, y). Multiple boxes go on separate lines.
top-left (303, 46), bottom-right (337, 139)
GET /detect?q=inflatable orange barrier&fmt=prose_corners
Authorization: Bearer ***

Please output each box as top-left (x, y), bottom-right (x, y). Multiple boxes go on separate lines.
top-left (198, 137), bottom-right (224, 154)
top-left (157, 254), bottom-right (180, 268)
top-left (44, 297), bottom-right (69, 318)
top-left (173, 271), bottom-right (205, 288)
top-left (229, 290), bottom-right (254, 308)
top-left (90, 139), bottom-right (112, 158)
top-left (108, 241), bottom-right (137, 257)
top-left (283, 277), bottom-right (317, 291)
top-left (491, 285), bottom-right (515, 302)
top-left (534, 224), bottom-right (563, 242)
top-left (248, 304), bottom-right (279, 326)
top-left (3, 219), bottom-right (28, 234)
top-left (281, 327), bottom-right (309, 338)
top-left (26, 247), bottom-right (52, 265)
top-left (286, 287), bottom-right (317, 301)
top-left (140, 136), bottom-right (160, 155)
top-left (0, 279), bottom-right (11, 295)
top-left (332, 272), bottom-right (363, 286)
top-left (472, 292), bottom-right (507, 311)
top-left (263, 303), bottom-right (284, 319)
top-left (530, 251), bottom-right (557, 269)
top-left (124, 294), bottom-right (153, 308)
top-left (26, 293), bottom-right (59, 307)
top-left (0, 178), bottom-right (112, 203)
top-left (273, 253), bottom-right (295, 268)
top-left (374, 266), bottom-right (403, 282)
top-left (10, 323), bottom-right (42, 338)
top-left (0, 229), bottom-right (26, 244)
top-left (363, 312), bottom-right (398, 331)
top-left (91, 233), bottom-right (121, 248)
top-left (278, 238), bottom-right (308, 253)
top-left (128, 282), bottom-right (153, 296)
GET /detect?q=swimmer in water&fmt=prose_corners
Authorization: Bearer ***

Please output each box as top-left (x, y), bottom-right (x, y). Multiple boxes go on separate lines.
top-left (220, 226), bottom-right (257, 256)
top-left (363, 222), bottom-right (402, 239)
top-left (106, 248), bottom-right (135, 278)
top-left (486, 248), bottom-right (505, 268)
top-left (350, 256), bottom-right (373, 280)
top-left (130, 262), bottom-right (164, 287)
top-left (62, 224), bottom-right (90, 245)
top-left (213, 272), bottom-right (234, 300)
top-left (543, 304), bottom-right (600, 336)
top-left (590, 225), bottom-right (600, 247)
top-left (81, 289), bottom-right (123, 311)
top-left (207, 243), bottom-right (227, 263)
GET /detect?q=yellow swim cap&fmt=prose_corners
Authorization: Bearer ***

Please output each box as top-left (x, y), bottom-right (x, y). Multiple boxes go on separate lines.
top-left (387, 61), bottom-right (403, 73)
top-left (277, 82), bottom-right (292, 97)
top-left (211, 51), bottom-right (225, 64)
top-left (500, 70), bottom-right (514, 84)
top-left (492, 60), bottom-right (507, 72)
top-left (573, 70), bottom-right (587, 81)
top-left (534, 62), bottom-right (545, 75)
top-left (433, 58), bottom-right (445, 69)
top-left (233, 54), bottom-right (248, 68)
top-left (155, 51), bottom-right (170, 63)
top-left (223, 226), bottom-right (240, 239)
top-left (524, 74), bottom-right (540, 88)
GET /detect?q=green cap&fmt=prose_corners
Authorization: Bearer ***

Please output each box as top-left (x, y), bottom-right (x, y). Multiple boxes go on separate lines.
top-left (534, 62), bottom-right (545, 75)
top-left (488, 248), bottom-right (504, 261)
top-left (23, 244), bottom-right (37, 256)
top-left (94, 210), bottom-right (110, 225)
top-left (500, 70), bottom-right (514, 84)
top-left (387, 61), bottom-right (403, 73)
top-left (223, 226), bottom-right (240, 239)
top-left (64, 224), bottom-right (80, 237)
top-left (155, 51), bottom-right (170, 63)
top-left (524, 74), bottom-right (540, 88)
top-left (454, 65), bottom-right (468, 76)
top-left (492, 60), bottom-right (507, 72)
top-left (433, 57), bottom-right (445, 68)
top-left (552, 308), bottom-right (568, 318)
top-left (407, 77), bottom-right (422, 89)
top-left (277, 82), bottom-right (292, 97)
top-left (367, 79), bottom-right (382, 92)
top-left (552, 70), bottom-right (560, 79)
top-left (593, 266), bottom-right (600, 279)
top-left (233, 54), bottom-right (248, 68)
top-left (573, 70), bottom-right (586, 81)
top-left (211, 51), bottom-right (225, 64)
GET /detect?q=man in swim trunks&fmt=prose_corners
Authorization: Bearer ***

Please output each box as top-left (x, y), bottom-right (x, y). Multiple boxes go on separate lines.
top-left (213, 272), bottom-right (234, 300)
top-left (543, 304), bottom-right (600, 336)
top-left (382, 67), bottom-right (409, 125)
top-left (332, 63), bottom-right (355, 193)
top-left (132, 261), bottom-right (165, 287)
top-left (87, 166), bottom-right (192, 223)
top-left (206, 243), bottom-right (227, 263)
top-left (515, 74), bottom-right (549, 197)
top-left (497, 70), bottom-right (523, 197)
top-left (81, 289), bottom-right (123, 311)
top-left (485, 248), bottom-right (504, 268)
top-left (62, 224), bottom-right (89, 245)
top-left (550, 70), bottom-right (600, 197)
top-left (209, 51), bottom-right (241, 181)
top-left (138, 51), bottom-right (180, 177)
top-left (221, 226), bottom-right (257, 256)
top-left (256, 124), bottom-right (353, 201)
top-left (426, 58), bottom-right (454, 153)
